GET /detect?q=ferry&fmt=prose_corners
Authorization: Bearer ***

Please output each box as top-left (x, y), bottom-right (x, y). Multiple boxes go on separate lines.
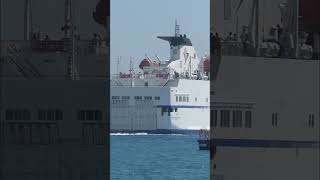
top-left (110, 22), bottom-right (210, 133)
top-left (210, 0), bottom-right (319, 179)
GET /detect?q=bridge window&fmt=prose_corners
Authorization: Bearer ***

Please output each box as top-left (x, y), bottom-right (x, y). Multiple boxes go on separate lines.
top-left (245, 111), bottom-right (252, 128)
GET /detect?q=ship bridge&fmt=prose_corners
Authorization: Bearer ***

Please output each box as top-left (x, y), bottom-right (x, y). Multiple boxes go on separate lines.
top-left (157, 35), bottom-right (192, 47)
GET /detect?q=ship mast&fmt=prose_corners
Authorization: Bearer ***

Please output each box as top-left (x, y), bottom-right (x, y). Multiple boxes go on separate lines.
top-left (117, 56), bottom-right (121, 75)
top-left (24, 0), bottom-right (32, 40)
top-left (62, 0), bottom-right (78, 80)
top-left (254, 0), bottom-right (260, 56)
top-left (63, 0), bottom-right (74, 38)
top-left (129, 57), bottom-right (135, 87)
top-left (294, 0), bottom-right (299, 58)
top-left (175, 20), bottom-right (180, 37)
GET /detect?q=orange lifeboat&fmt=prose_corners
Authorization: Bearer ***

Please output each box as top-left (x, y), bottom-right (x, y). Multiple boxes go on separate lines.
top-left (139, 58), bottom-right (160, 70)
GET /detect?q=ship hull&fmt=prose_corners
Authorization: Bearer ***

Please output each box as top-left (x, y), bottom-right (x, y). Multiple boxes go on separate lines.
top-left (110, 79), bottom-right (210, 133)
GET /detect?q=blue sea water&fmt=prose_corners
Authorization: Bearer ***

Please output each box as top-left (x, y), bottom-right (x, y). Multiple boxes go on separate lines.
top-left (111, 133), bottom-right (209, 180)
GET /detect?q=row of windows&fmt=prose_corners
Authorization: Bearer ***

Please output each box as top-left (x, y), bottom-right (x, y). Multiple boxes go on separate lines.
top-left (211, 110), bottom-right (252, 128)
top-left (38, 110), bottom-right (63, 121)
top-left (5, 109), bottom-right (31, 120)
top-left (144, 96), bottom-right (152, 100)
top-left (112, 96), bottom-right (130, 100)
top-left (122, 96), bottom-right (130, 100)
top-left (5, 109), bottom-right (102, 121)
top-left (133, 96), bottom-right (160, 100)
top-left (112, 96), bottom-right (161, 101)
top-left (134, 96), bottom-right (143, 100)
top-left (6, 109), bottom-right (63, 121)
top-left (213, 111), bottom-right (317, 128)
top-left (176, 95), bottom-right (189, 102)
top-left (112, 96), bottom-right (120, 100)
top-left (78, 110), bottom-right (102, 121)
top-left (175, 96), bottom-right (208, 103)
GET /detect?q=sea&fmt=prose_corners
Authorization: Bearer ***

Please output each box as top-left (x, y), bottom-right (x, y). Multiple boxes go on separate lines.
top-left (111, 133), bottom-right (210, 180)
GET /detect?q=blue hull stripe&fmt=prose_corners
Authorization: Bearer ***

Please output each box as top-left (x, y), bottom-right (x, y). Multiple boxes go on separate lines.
top-left (156, 105), bottom-right (209, 108)
top-left (211, 138), bottom-right (320, 149)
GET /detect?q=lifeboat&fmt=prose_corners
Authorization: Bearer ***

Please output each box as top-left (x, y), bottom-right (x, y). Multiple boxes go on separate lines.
top-left (139, 58), bottom-right (160, 70)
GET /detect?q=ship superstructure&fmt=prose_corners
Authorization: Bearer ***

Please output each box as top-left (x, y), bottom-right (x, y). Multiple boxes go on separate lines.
top-left (111, 21), bottom-right (210, 133)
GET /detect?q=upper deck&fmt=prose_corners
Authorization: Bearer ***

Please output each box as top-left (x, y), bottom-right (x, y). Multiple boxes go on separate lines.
top-left (0, 38), bottom-right (108, 80)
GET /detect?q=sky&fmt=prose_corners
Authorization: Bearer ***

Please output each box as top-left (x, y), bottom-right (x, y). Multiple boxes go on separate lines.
top-left (110, 0), bottom-right (210, 74)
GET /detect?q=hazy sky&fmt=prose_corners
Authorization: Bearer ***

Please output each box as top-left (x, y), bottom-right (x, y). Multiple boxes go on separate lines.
top-left (110, 0), bottom-right (210, 74)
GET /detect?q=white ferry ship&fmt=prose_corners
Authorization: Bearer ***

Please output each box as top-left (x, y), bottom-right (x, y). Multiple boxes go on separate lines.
top-left (110, 22), bottom-right (210, 133)
top-left (210, 0), bottom-right (319, 180)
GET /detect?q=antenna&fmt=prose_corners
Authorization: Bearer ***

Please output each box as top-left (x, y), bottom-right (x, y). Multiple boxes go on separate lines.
top-left (62, 0), bottom-right (74, 38)
top-left (155, 54), bottom-right (161, 63)
top-left (24, 0), bottom-right (32, 40)
top-left (117, 56), bottom-right (121, 74)
top-left (175, 20), bottom-right (180, 37)
top-left (129, 56), bottom-right (135, 87)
